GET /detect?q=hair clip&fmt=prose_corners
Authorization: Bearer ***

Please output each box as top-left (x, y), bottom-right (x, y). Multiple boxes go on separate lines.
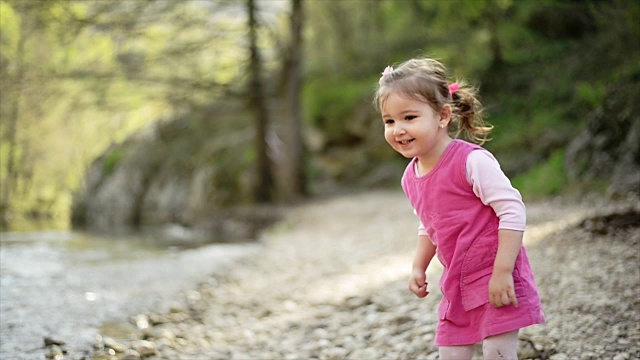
top-left (379, 66), bottom-right (394, 85)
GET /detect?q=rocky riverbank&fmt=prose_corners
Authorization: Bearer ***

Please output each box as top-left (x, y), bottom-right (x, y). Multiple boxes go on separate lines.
top-left (48, 190), bottom-right (639, 360)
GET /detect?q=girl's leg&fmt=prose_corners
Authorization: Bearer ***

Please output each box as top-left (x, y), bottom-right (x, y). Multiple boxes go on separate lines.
top-left (439, 344), bottom-right (476, 360)
top-left (482, 330), bottom-right (519, 360)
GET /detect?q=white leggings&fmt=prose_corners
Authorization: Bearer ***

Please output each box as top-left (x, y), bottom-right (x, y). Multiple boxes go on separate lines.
top-left (438, 330), bottom-right (519, 360)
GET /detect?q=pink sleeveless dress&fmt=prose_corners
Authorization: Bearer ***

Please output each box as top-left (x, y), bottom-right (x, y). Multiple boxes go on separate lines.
top-left (401, 140), bottom-right (545, 346)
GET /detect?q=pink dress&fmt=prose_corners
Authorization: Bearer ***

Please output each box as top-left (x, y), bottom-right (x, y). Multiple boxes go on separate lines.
top-left (401, 140), bottom-right (545, 346)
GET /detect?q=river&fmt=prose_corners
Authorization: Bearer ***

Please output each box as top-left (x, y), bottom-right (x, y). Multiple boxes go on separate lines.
top-left (0, 227), bottom-right (262, 359)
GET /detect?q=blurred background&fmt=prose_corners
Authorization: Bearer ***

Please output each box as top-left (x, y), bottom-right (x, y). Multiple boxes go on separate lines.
top-left (0, 0), bottom-right (638, 358)
top-left (1, 0), bottom-right (638, 232)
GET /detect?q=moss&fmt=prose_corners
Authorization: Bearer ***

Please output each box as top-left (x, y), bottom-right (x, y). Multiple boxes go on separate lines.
top-left (103, 147), bottom-right (125, 176)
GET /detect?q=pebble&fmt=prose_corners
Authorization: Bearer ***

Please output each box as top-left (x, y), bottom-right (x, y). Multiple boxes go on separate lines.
top-left (131, 340), bottom-right (156, 357)
top-left (80, 192), bottom-right (640, 360)
top-left (45, 345), bottom-right (64, 360)
top-left (103, 337), bottom-right (128, 353)
top-left (613, 353), bottom-right (630, 360)
top-left (120, 349), bottom-right (141, 360)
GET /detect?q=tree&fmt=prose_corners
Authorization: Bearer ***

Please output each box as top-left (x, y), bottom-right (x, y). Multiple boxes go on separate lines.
top-left (0, 0), bottom-right (254, 226)
top-left (0, 0), bottom-right (59, 227)
top-left (0, 1), bottom-right (27, 227)
top-left (247, 0), bottom-right (275, 202)
top-left (285, 0), bottom-right (306, 197)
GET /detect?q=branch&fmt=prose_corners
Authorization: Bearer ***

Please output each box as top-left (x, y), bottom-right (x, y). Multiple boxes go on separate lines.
top-left (49, 70), bottom-right (225, 92)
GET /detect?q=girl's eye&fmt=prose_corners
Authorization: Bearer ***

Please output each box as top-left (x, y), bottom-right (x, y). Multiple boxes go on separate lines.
top-left (405, 115), bottom-right (417, 120)
top-left (384, 119), bottom-right (394, 125)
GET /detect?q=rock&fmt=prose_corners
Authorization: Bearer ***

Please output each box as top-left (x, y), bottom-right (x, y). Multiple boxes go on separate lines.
top-left (580, 352), bottom-right (598, 360)
top-left (103, 337), bottom-right (128, 353)
top-left (347, 348), bottom-right (381, 359)
top-left (565, 80), bottom-right (640, 197)
top-left (121, 349), bottom-right (141, 360)
top-left (372, 328), bottom-right (391, 340)
top-left (43, 337), bottom-right (66, 346)
top-left (45, 345), bottom-right (64, 360)
top-left (148, 313), bottom-right (170, 325)
top-left (169, 311), bottom-right (190, 322)
top-left (312, 327), bottom-right (329, 340)
top-left (231, 351), bottom-right (251, 360)
top-left (71, 122), bottom-right (281, 239)
top-left (390, 314), bottom-right (414, 325)
top-left (133, 314), bottom-right (150, 330)
top-left (613, 353), bottom-right (630, 360)
top-left (154, 337), bottom-right (174, 351)
top-left (322, 347), bottom-right (349, 360)
top-left (131, 340), bottom-right (156, 357)
top-left (155, 328), bottom-right (176, 341)
top-left (425, 351), bottom-right (440, 360)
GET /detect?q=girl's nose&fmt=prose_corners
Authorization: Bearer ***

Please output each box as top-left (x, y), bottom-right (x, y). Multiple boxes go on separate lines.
top-left (393, 124), bottom-right (406, 135)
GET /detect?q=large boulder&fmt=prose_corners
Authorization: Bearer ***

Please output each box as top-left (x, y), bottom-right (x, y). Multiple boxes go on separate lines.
top-left (565, 79), bottom-right (640, 197)
top-left (71, 111), bottom-right (279, 242)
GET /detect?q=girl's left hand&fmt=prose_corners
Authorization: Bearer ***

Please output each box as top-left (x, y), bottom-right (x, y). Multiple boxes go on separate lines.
top-left (488, 270), bottom-right (518, 308)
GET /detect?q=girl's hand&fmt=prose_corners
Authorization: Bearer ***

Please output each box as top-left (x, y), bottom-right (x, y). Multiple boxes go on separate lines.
top-left (409, 270), bottom-right (429, 298)
top-left (488, 270), bottom-right (518, 308)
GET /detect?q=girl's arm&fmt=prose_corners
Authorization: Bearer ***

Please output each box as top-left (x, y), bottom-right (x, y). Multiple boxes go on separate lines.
top-left (465, 150), bottom-right (526, 308)
top-left (489, 229), bottom-right (523, 307)
top-left (409, 235), bottom-right (436, 298)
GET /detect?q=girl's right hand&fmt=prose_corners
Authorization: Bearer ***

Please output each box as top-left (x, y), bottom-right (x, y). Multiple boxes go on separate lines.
top-left (409, 270), bottom-right (429, 298)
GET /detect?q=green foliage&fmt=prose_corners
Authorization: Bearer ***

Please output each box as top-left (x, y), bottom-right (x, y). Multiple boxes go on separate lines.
top-left (2, 0), bottom-right (638, 225)
top-left (576, 82), bottom-right (606, 108)
top-left (512, 149), bottom-right (566, 197)
top-left (0, 1), bottom-right (19, 54)
top-left (303, 77), bottom-right (374, 141)
top-left (0, 0), bottom-right (256, 224)
top-left (103, 147), bottom-right (125, 176)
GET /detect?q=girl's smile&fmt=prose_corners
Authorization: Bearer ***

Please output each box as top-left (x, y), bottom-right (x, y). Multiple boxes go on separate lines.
top-left (398, 138), bottom-right (415, 146)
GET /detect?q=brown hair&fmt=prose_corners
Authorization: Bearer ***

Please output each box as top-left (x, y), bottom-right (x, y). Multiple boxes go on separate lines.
top-left (374, 58), bottom-right (493, 144)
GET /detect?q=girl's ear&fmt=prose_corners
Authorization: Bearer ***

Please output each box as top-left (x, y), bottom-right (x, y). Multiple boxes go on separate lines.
top-left (440, 104), bottom-right (452, 123)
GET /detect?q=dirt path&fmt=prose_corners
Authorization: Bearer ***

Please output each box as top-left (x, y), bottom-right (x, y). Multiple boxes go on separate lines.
top-left (86, 190), bottom-right (639, 360)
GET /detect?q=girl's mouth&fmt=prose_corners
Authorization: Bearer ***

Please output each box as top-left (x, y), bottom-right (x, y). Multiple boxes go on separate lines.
top-left (398, 139), bottom-right (414, 145)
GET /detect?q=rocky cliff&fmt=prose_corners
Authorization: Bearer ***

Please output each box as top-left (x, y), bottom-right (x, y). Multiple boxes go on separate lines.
top-left (565, 78), bottom-right (640, 197)
top-left (70, 105), bottom-right (280, 242)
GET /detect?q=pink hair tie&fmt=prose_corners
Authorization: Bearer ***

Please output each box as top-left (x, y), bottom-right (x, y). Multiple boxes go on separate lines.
top-left (448, 82), bottom-right (460, 97)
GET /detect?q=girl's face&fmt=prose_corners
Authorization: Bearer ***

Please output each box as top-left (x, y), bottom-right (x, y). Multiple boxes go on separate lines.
top-left (381, 92), bottom-right (450, 162)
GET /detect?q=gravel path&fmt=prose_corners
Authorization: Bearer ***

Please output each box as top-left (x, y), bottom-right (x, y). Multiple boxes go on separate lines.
top-left (77, 190), bottom-right (639, 360)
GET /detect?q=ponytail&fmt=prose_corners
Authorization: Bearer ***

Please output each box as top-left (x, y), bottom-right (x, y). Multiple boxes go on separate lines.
top-left (449, 81), bottom-right (493, 145)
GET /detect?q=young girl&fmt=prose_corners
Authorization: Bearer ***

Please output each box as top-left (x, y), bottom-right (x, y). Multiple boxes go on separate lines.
top-left (375, 58), bottom-right (545, 359)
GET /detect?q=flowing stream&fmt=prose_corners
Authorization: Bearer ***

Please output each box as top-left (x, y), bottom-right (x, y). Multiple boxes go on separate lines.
top-left (0, 227), bottom-right (261, 359)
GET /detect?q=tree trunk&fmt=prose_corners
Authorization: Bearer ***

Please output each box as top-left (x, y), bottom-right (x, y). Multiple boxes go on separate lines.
top-left (487, 2), bottom-right (505, 68)
top-left (247, 0), bottom-right (275, 203)
top-left (327, 2), bottom-right (355, 64)
top-left (286, 0), bottom-right (306, 198)
top-left (0, 21), bottom-right (27, 228)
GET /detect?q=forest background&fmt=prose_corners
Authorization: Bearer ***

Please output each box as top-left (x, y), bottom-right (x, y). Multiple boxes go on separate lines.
top-left (1, 0), bottom-right (638, 233)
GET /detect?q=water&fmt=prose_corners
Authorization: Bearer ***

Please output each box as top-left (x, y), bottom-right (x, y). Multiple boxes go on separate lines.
top-left (0, 228), bottom-right (262, 359)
